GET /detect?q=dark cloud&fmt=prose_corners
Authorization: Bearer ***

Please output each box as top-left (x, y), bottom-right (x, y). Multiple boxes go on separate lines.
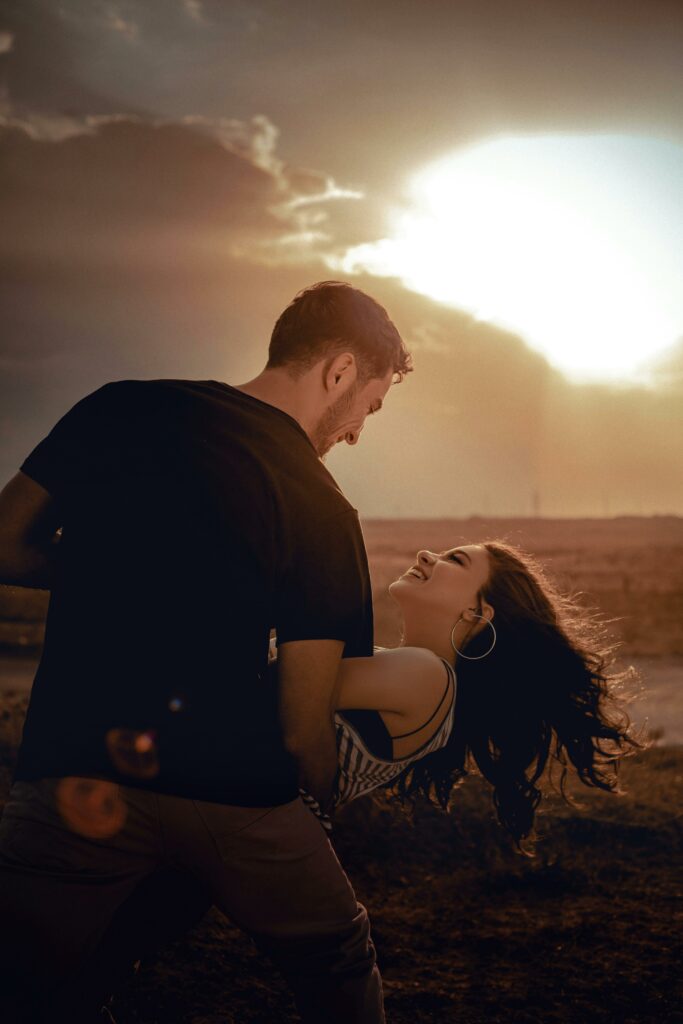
top-left (2, 0), bottom-right (682, 190)
top-left (0, 0), bottom-right (129, 116)
top-left (0, 111), bottom-right (372, 275)
top-left (0, 117), bottom-right (279, 261)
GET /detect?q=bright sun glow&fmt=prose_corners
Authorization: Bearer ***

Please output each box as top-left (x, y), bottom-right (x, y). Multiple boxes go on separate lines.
top-left (335, 135), bottom-right (683, 382)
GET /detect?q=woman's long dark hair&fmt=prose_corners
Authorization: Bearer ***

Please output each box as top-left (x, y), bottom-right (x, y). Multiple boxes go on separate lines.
top-left (389, 540), bottom-right (644, 847)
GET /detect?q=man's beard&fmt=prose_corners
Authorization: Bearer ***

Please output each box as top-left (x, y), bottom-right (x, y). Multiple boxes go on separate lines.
top-left (311, 382), bottom-right (359, 458)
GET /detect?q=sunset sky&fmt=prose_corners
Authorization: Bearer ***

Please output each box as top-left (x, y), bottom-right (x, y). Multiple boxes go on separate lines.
top-left (1, 0), bottom-right (682, 516)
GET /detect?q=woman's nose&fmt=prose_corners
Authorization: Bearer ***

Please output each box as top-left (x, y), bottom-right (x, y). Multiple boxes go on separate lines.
top-left (417, 549), bottom-right (435, 565)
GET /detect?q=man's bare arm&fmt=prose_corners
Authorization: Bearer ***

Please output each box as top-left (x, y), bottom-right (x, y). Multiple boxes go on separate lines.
top-left (0, 472), bottom-right (61, 589)
top-left (278, 638), bottom-right (344, 808)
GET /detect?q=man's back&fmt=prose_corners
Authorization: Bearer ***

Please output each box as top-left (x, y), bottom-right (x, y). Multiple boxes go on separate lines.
top-left (15, 378), bottom-right (373, 804)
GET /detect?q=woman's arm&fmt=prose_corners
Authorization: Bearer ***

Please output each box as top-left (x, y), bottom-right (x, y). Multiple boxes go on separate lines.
top-left (334, 646), bottom-right (449, 724)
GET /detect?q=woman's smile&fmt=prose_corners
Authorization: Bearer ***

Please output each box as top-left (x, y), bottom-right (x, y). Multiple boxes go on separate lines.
top-left (404, 565), bottom-right (428, 581)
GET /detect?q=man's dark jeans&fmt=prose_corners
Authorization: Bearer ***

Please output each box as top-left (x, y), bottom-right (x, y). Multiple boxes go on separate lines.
top-left (0, 778), bottom-right (384, 1023)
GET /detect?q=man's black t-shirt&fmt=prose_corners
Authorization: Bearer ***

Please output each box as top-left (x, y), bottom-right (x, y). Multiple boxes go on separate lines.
top-left (15, 379), bottom-right (373, 805)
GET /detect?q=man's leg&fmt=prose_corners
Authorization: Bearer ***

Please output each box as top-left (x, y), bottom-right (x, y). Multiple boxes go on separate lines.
top-left (162, 793), bottom-right (384, 1024)
top-left (0, 778), bottom-right (161, 1023)
top-left (64, 866), bottom-right (214, 1020)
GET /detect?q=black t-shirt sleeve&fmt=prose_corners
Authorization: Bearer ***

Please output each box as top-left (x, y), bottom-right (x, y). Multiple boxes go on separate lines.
top-left (275, 508), bottom-right (372, 648)
top-left (20, 383), bottom-right (121, 502)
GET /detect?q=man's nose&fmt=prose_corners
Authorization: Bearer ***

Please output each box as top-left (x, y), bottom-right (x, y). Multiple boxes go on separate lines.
top-left (345, 426), bottom-right (363, 446)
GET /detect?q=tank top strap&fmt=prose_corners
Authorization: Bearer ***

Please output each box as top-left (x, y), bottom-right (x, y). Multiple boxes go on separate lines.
top-left (389, 657), bottom-right (455, 740)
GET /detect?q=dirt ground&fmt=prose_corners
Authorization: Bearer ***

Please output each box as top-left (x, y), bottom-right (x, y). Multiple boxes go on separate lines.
top-left (1, 517), bottom-right (682, 1022)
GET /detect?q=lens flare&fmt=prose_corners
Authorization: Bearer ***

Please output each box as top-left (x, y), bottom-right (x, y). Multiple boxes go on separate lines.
top-left (56, 777), bottom-right (127, 839)
top-left (106, 728), bottom-right (160, 779)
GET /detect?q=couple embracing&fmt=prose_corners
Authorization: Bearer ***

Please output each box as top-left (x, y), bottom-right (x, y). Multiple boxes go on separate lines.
top-left (0, 282), bottom-right (636, 1022)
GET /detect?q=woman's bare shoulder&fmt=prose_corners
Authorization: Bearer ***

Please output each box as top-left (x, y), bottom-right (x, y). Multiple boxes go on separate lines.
top-left (374, 646), bottom-right (449, 681)
top-left (336, 645), bottom-right (449, 715)
top-left (375, 645), bottom-right (444, 662)
top-left (370, 647), bottom-right (452, 733)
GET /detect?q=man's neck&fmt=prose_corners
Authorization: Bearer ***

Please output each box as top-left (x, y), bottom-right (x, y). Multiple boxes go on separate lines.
top-left (234, 369), bottom-right (320, 440)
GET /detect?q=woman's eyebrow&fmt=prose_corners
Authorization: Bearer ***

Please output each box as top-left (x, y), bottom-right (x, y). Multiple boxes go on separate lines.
top-left (453, 548), bottom-right (472, 566)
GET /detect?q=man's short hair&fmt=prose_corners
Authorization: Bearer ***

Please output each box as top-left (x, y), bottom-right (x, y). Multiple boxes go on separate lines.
top-left (267, 281), bottom-right (412, 383)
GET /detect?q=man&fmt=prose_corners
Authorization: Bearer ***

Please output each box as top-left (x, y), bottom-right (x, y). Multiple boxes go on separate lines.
top-left (0, 281), bottom-right (411, 1022)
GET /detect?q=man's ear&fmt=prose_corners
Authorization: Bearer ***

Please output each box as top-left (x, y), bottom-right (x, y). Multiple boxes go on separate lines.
top-left (323, 351), bottom-right (357, 393)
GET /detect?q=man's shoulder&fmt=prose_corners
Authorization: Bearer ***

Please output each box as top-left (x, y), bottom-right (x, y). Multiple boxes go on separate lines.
top-left (81, 378), bottom-right (247, 420)
top-left (89, 377), bottom-right (223, 398)
top-left (73, 378), bottom-right (173, 408)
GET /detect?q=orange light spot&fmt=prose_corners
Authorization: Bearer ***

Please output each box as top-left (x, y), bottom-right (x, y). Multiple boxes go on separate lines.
top-left (56, 777), bottom-right (127, 839)
top-left (106, 728), bottom-right (160, 779)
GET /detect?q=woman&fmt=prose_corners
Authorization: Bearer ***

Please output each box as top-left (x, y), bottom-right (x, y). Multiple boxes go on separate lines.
top-left (321, 538), bottom-right (639, 845)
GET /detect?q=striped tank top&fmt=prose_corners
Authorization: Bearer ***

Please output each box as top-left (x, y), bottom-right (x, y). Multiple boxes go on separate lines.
top-left (333, 657), bottom-right (457, 807)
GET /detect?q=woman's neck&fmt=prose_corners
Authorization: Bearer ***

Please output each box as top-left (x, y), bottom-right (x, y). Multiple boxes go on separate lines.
top-left (400, 627), bottom-right (454, 667)
top-left (401, 615), bottom-right (477, 668)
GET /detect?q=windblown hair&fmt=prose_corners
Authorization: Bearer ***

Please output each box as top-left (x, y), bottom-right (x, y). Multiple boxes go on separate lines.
top-left (267, 281), bottom-right (412, 383)
top-left (390, 541), bottom-right (643, 848)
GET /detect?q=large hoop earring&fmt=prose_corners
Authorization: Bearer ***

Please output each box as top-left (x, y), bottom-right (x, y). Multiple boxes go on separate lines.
top-left (451, 613), bottom-right (497, 660)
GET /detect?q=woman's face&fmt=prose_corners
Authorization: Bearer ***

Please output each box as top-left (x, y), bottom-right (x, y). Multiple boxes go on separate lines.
top-left (389, 543), bottom-right (491, 625)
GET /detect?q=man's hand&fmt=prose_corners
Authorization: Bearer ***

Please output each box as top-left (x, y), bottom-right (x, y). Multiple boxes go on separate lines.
top-left (278, 638), bottom-right (344, 809)
top-left (0, 472), bottom-right (60, 589)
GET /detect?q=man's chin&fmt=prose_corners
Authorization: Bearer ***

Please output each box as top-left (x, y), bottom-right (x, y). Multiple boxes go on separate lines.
top-left (316, 439), bottom-right (334, 459)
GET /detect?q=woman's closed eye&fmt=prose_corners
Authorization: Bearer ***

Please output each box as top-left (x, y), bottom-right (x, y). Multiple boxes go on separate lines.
top-left (448, 551), bottom-right (466, 566)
